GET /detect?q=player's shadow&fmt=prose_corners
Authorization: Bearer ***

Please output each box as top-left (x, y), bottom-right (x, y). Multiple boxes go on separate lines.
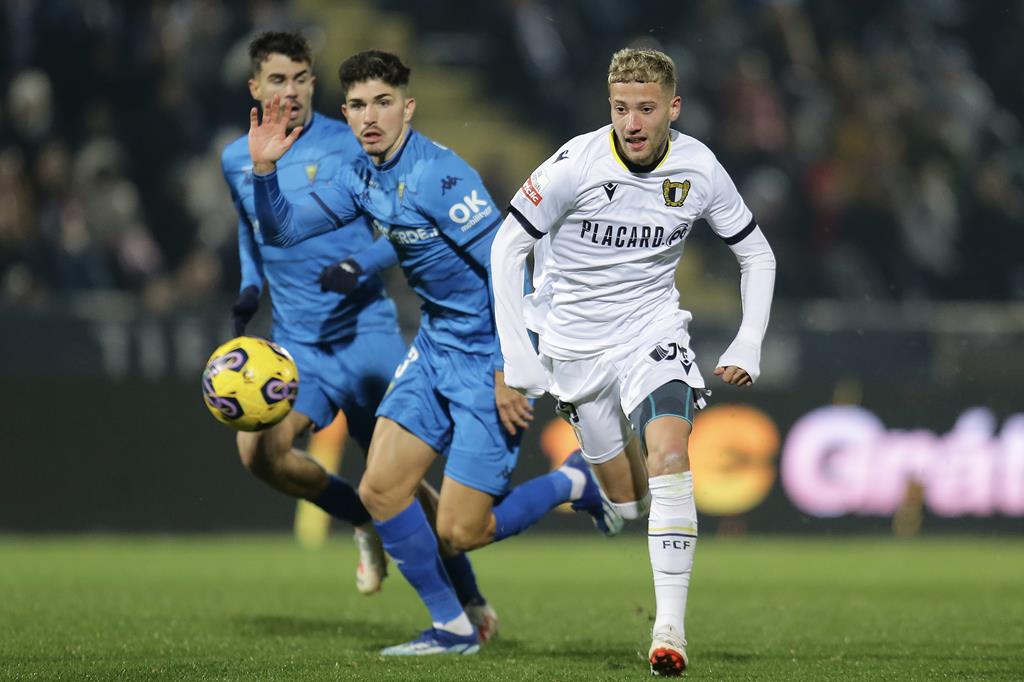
top-left (234, 613), bottom-right (409, 644)
top-left (700, 650), bottom-right (757, 662)
top-left (495, 637), bottom-right (637, 662)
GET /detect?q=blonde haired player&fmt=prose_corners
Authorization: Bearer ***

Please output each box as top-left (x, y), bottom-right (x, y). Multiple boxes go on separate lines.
top-left (491, 48), bottom-right (776, 676)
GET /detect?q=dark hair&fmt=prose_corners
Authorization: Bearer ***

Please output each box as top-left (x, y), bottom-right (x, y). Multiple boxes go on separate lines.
top-left (248, 32), bottom-right (312, 77)
top-left (338, 50), bottom-right (411, 95)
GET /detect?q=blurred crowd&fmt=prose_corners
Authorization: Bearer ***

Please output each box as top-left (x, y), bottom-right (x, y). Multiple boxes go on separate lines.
top-left (0, 0), bottom-right (292, 309)
top-left (1, 0), bottom-right (1022, 310)
top-left (409, 0), bottom-right (1024, 300)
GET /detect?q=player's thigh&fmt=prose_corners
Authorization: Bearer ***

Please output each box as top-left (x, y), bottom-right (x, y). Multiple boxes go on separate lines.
top-left (362, 417), bottom-right (437, 501)
top-left (629, 380), bottom-right (696, 476)
top-left (236, 409), bottom-right (312, 469)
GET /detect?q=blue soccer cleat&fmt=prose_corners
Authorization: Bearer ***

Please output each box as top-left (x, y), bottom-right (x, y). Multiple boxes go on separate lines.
top-left (563, 450), bottom-right (624, 537)
top-left (379, 628), bottom-right (480, 656)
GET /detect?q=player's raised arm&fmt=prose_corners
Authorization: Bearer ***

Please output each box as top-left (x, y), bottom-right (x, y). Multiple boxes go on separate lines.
top-left (220, 150), bottom-right (266, 335)
top-left (704, 157), bottom-right (776, 385)
top-left (251, 146), bottom-right (363, 249)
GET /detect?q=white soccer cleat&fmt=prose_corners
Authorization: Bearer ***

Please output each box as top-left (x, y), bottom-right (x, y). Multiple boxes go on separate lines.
top-left (466, 601), bottom-right (499, 643)
top-left (353, 526), bottom-right (387, 595)
top-left (649, 625), bottom-right (688, 676)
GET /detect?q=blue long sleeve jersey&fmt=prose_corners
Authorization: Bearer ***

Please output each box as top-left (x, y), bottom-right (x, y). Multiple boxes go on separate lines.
top-left (253, 129), bottom-right (503, 362)
top-left (221, 113), bottom-right (398, 344)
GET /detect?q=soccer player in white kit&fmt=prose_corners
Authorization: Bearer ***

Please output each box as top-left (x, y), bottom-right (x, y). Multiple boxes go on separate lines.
top-left (491, 48), bottom-right (776, 676)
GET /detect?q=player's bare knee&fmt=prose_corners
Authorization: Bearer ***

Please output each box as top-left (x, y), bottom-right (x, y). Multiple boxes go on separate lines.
top-left (439, 523), bottom-right (488, 553)
top-left (236, 432), bottom-right (266, 473)
top-left (647, 445), bottom-right (690, 477)
top-left (358, 478), bottom-right (385, 515)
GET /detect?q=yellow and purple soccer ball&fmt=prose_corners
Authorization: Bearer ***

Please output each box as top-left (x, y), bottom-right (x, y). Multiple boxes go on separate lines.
top-left (201, 336), bottom-right (299, 431)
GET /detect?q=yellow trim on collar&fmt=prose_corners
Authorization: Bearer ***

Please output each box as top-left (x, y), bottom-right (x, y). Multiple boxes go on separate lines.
top-left (608, 129), bottom-right (672, 172)
top-left (609, 129), bottom-right (629, 171)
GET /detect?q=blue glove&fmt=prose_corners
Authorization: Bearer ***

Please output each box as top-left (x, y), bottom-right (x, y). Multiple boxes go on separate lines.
top-left (230, 285), bottom-right (260, 336)
top-left (318, 258), bottom-right (363, 294)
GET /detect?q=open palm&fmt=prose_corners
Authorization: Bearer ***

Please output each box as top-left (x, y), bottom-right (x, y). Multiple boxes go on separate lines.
top-left (248, 94), bottom-right (303, 170)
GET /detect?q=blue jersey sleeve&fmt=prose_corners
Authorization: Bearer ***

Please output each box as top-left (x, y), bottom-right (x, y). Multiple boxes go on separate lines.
top-left (221, 158), bottom-right (265, 293)
top-left (236, 216), bottom-right (264, 293)
top-left (253, 164), bottom-right (363, 248)
top-left (416, 154), bottom-right (504, 369)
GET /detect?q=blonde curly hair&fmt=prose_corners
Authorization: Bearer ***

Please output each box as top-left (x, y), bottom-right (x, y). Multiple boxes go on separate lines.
top-left (607, 48), bottom-right (677, 93)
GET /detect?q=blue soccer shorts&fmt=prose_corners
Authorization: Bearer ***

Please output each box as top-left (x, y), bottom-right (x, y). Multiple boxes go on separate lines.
top-left (275, 329), bottom-right (407, 452)
top-left (376, 331), bottom-right (520, 496)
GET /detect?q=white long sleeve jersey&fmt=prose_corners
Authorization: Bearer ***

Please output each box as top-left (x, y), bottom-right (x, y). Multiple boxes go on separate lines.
top-left (491, 125), bottom-right (776, 394)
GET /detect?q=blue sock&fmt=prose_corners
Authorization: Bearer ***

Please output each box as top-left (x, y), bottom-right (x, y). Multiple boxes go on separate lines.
top-left (311, 474), bottom-right (371, 526)
top-left (492, 470), bottom-right (573, 541)
top-left (375, 500), bottom-right (463, 624)
top-left (442, 553), bottom-right (485, 607)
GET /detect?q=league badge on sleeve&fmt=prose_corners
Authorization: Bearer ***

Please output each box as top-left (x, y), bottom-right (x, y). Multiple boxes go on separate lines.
top-left (520, 169), bottom-right (549, 206)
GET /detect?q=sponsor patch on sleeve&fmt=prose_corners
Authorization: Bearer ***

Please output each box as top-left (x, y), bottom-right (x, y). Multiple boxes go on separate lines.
top-left (519, 169), bottom-right (549, 206)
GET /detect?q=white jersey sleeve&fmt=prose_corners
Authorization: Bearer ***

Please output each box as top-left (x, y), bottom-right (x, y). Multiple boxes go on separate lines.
top-left (491, 213), bottom-right (548, 396)
top-left (493, 140), bottom-right (589, 393)
top-left (508, 142), bottom-right (585, 236)
top-left (702, 156), bottom-right (776, 381)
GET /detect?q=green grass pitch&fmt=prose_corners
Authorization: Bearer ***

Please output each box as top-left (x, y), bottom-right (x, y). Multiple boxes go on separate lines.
top-left (1, 534), bottom-right (1021, 681)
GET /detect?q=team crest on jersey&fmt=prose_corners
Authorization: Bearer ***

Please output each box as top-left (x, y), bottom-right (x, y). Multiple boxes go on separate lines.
top-left (306, 164), bottom-right (318, 183)
top-left (662, 179), bottom-right (691, 207)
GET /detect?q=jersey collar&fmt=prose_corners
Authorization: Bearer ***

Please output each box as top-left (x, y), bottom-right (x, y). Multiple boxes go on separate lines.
top-left (377, 127), bottom-right (414, 172)
top-left (608, 128), bottom-right (671, 173)
top-left (296, 111), bottom-right (317, 140)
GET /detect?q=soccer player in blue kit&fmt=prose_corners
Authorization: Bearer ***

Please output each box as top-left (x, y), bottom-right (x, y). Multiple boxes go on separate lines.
top-left (248, 49), bottom-right (620, 655)
top-left (221, 34), bottom-right (494, 630)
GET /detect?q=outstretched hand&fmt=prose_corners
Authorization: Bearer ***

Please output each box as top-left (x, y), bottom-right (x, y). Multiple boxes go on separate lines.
top-left (714, 365), bottom-right (753, 386)
top-left (248, 94), bottom-right (302, 173)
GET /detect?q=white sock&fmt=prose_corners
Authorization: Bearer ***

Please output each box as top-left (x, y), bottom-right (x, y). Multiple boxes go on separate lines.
top-left (434, 612), bottom-right (474, 636)
top-left (607, 491), bottom-right (651, 521)
top-left (558, 464), bottom-right (587, 501)
top-left (647, 472), bottom-right (697, 643)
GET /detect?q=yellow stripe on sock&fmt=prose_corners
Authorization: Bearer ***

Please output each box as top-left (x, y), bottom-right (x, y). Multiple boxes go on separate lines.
top-left (649, 525), bottom-right (697, 534)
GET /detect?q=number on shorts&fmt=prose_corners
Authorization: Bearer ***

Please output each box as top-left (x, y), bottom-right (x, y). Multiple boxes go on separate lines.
top-left (392, 346), bottom-right (420, 379)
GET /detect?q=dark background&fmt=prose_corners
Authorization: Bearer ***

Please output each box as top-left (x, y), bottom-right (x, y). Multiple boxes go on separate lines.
top-left (0, 0), bottom-right (1021, 534)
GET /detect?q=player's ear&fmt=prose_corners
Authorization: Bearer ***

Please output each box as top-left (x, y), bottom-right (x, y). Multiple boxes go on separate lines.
top-left (248, 78), bottom-right (260, 101)
top-left (669, 94), bottom-right (681, 122)
top-left (403, 97), bottom-right (416, 123)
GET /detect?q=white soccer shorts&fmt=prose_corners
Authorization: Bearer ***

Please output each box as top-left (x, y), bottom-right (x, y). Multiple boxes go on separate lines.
top-left (542, 310), bottom-right (705, 464)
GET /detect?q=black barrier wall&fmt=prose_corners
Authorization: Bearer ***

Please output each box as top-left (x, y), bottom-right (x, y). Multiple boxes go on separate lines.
top-left (1, 301), bottom-right (1021, 533)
